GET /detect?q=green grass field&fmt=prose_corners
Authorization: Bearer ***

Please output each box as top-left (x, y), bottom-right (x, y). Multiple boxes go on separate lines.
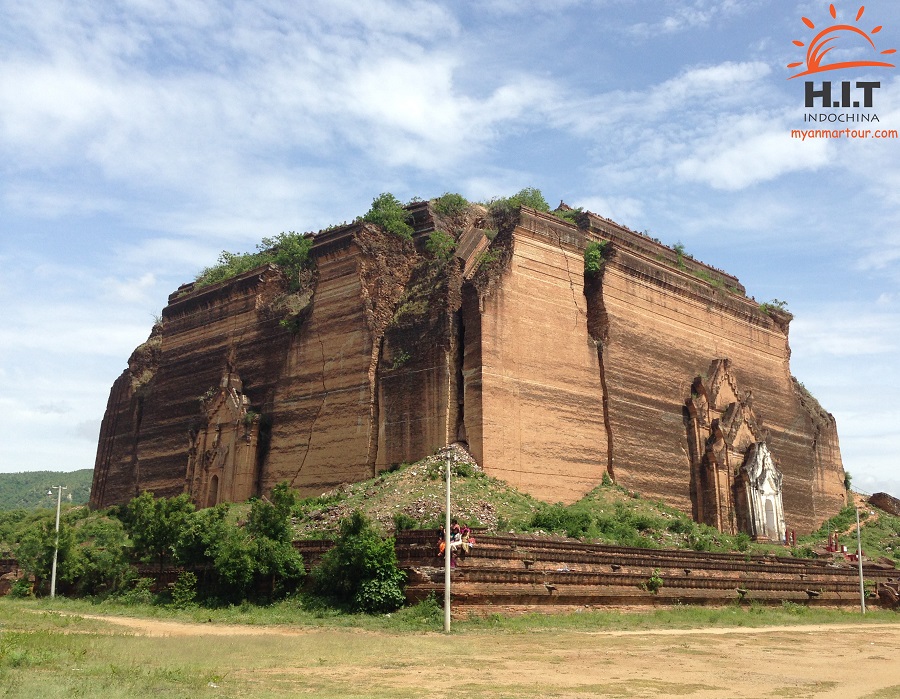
top-left (2, 598), bottom-right (898, 698)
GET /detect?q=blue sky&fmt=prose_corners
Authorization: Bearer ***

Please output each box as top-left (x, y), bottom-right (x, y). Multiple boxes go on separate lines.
top-left (2, 0), bottom-right (898, 497)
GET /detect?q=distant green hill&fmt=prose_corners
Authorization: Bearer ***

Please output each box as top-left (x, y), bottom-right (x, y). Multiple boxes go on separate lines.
top-left (0, 470), bottom-right (93, 510)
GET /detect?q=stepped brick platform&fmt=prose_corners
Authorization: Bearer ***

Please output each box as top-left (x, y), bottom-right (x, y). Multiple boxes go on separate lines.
top-left (301, 530), bottom-right (899, 617)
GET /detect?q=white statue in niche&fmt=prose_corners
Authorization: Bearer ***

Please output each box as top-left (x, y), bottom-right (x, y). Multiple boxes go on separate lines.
top-left (736, 442), bottom-right (786, 542)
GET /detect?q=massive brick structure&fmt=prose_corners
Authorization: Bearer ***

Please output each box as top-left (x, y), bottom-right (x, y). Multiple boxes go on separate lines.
top-left (91, 200), bottom-right (847, 535)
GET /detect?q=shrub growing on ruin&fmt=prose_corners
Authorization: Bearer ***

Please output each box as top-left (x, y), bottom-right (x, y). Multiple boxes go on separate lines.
top-left (584, 240), bottom-right (608, 275)
top-left (425, 230), bottom-right (456, 261)
top-left (262, 231), bottom-right (313, 291)
top-left (432, 192), bottom-right (469, 218)
top-left (362, 192), bottom-right (414, 240)
top-left (393, 512), bottom-right (417, 532)
top-left (759, 298), bottom-right (789, 315)
top-left (193, 231), bottom-right (313, 291)
top-left (312, 511), bottom-right (406, 614)
top-left (506, 187), bottom-right (550, 212)
top-left (552, 204), bottom-right (585, 225)
top-left (195, 250), bottom-right (271, 289)
top-left (488, 187), bottom-right (551, 219)
top-left (531, 503), bottom-right (593, 539)
top-left (641, 568), bottom-right (664, 594)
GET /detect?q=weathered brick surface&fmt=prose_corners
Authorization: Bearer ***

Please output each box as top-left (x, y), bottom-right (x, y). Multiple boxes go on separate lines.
top-left (92, 203), bottom-right (846, 535)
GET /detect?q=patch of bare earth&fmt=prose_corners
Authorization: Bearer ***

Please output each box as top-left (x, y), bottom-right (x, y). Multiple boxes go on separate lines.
top-left (70, 614), bottom-right (900, 698)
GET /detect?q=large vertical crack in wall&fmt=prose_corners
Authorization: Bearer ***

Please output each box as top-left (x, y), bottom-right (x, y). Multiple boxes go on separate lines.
top-left (290, 329), bottom-right (328, 488)
top-left (584, 264), bottom-right (614, 481)
top-left (366, 337), bottom-right (383, 475)
top-left (553, 230), bottom-right (584, 329)
top-left (355, 225), bottom-right (419, 475)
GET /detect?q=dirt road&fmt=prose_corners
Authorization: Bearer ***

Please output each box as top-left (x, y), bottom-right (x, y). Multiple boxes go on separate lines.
top-left (72, 614), bottom-right (900, 698)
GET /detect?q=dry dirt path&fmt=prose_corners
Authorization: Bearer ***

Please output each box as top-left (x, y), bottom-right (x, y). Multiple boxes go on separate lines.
top-left (66, 613), bottom-right (900, 698)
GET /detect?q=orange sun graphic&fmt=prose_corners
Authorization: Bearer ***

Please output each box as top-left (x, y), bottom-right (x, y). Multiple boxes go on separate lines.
top-left (787, 3), bottom-right (896, 78)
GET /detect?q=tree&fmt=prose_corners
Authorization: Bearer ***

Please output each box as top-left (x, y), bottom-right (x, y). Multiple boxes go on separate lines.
top-left (65, 515), bottom-right (135, 597)
top-left (124, 492), bottom-right (195, 575)
top-left (16, 517), bottom-right (73, 596)
top-left (175, 484), bottom-right (304, 603)
top-left (244, 483), bottom-right (304, 599)
top-left (174, 503), bottom-right (230, 568)
top-left (313, 511), bottom-right (406, 614)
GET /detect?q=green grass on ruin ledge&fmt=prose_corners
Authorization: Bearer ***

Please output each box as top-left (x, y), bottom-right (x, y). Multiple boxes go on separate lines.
top-left (282, 450), bottom-right (900, 564)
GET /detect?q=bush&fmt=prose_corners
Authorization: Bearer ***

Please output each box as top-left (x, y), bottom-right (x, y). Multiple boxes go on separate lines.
top-left (194, 231), bottom-right (313, 291)
top-left (506, 187), bottom-right (550, 212)
top-left (425, 230), bottom-right (456, 261)
top-left (759, 298), bottom-right (789, 315)
top-left (15, 517), bottom-right (74, 596)
top-left (123, 493), bottom-right (195, 576)
top-left (117, 577), bottom-right (155, 605)
top-left (262, 232), bottom-right (313, 291)
top-left (531, 504), bottom-right (593, 539)
top-left (641, 569), bottom-right (664, 594)
top-left (362, 193), bottom-right (414, 240)
top-left (8, 578), bottom-right (32, 598)
top-left (488, 187), bottom-right (551, 220)
top-left (432, 192), bottom-right (469, 218)
top-left (313, 511), bottom-right (406, 614)
top-left (393, 513), bottom-right (417, 532)
top-left (170, 571), bottom-right (197, 608)
top-left (666, 518), bottom-right (693, 535)
top-left (584, 240), bottom-right (608, 275)
top-left (553, 206), bottom-right (584, 225)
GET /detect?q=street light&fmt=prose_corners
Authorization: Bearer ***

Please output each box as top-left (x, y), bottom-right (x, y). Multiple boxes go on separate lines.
top-left (47, 485), bottom-right (67, 599)
top-left (444, 450), bottom-right (451, 633)
top-left (856, 506), bottom-right (866, 615)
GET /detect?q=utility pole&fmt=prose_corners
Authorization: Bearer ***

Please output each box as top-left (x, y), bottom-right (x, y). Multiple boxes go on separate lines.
top-left (856, 506), bottom-right (866, 615)
top-left (47, 485), bottom-right (67, 599)
top-left (444, 450), bottom-right (452, 633)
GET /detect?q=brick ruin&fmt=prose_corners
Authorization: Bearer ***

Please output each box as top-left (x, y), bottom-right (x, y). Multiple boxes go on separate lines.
top-left (90, 201), bottom-right (847, 536)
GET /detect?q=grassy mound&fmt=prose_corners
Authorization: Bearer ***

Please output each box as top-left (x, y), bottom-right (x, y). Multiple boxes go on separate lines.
top-left (287, 447), bottom-right (898, 561)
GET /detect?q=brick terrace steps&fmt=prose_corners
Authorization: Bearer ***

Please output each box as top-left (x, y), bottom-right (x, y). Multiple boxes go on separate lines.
top-left (298, 531), bottom-right (899, 615)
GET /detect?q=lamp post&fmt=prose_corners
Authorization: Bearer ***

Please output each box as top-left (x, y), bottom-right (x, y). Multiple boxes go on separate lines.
top-left (47, 486), bottom-right (67, 599)
top-left (856, 506), bottom-right (866, 615)
top-left (444, 450), bottom-right (451, 633)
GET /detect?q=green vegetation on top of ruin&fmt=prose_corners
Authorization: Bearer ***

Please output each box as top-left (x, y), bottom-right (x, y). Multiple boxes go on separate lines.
top-left (360, 192), bottom-right (414, 240)
top-left (193, 231), bottom-right (313, 292)
top-left (182, 186), bottom-right (760, 310)
top-left (432, 191), bottom-right (469, 219)
top-left (484, 186), bottom-right (551, 216)
top-left (584, 240), bottom-right (609, 275)
top-left (759, 298), bottom-right (791, 316)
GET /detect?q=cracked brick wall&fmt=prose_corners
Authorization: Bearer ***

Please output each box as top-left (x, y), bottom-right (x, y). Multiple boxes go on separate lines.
top-left (91, 203), bottom-right (846, 534)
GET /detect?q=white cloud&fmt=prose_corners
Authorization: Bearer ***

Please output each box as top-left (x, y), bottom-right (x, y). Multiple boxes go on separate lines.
top-left (792, 310), bottom-right (899, 357)
top-left (629, 0), bottom-right (753, 36)
top-left (103, 272), bottom-right (157, 304)
top-left (674, 115), bottom-right (831, 190)
top-left (578, 195), bottom-right (645, 225)
top-left (472, 0), bottom-right (590, 16)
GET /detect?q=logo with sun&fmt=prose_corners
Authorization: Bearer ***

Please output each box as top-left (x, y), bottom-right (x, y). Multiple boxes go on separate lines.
top-left (787, 3), bottom-right (896, 79)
